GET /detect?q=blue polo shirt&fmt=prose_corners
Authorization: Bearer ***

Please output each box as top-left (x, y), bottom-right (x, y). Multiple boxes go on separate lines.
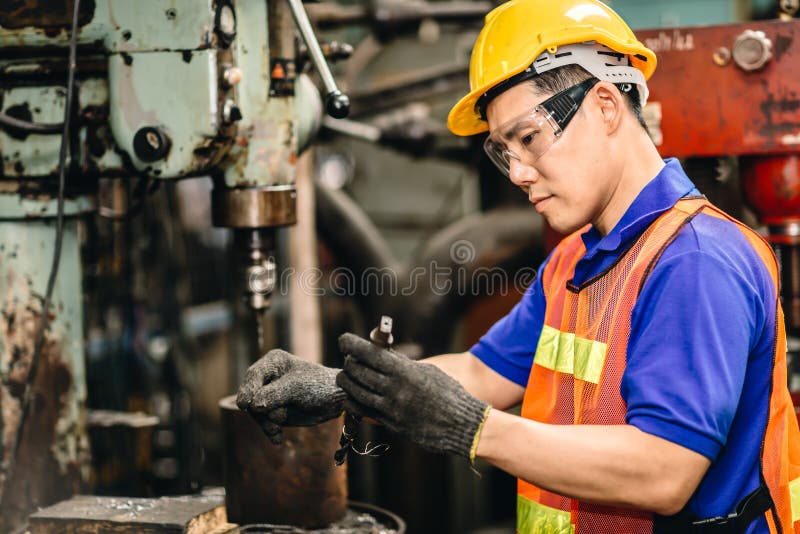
top-left (471, 158), bottom-right (777, 531)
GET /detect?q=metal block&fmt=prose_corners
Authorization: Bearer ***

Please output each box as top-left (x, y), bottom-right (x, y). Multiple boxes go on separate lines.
top-left (27, 492), bottom-right (234, 534)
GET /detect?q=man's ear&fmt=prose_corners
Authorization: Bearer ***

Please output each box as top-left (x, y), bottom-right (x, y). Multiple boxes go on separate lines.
top-left (593, 82), bottom-right (624, 134)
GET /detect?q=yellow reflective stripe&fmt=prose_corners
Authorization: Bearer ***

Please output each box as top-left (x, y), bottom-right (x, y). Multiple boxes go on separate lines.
top-left (574, 337), bottom-right (607, 384)
top-left (790, 476), bottom-right (800, 523)
top-left (517, 494), bottom-right (574, 534)
top-left (535, 325), bottom-right (560, 370)
top-left (534, 325), bottom-right (607, 384)
top-left (555, 331), bottom-right (575, 374)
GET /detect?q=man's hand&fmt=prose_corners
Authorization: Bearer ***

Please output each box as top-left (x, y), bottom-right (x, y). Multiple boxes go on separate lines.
top-left (236, 349), bottom-right (345, 444)
top-left (336, 333), bottom-right (491, 460)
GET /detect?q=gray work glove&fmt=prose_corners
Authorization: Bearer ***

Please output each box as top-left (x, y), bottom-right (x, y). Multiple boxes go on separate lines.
top-left (335, 333), bottom-right (490, 460)
top-left (236, 349), bottom-right (345, 445)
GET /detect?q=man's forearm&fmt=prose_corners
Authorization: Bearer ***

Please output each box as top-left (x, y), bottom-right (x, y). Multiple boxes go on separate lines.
top-left (475, 409), bottom-right (710, 516)
top-left (423, 352), bottom-right (525, 410)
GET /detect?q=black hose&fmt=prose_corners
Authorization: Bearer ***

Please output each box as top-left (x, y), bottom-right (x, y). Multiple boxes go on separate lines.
top-left (0, 0), bottom-right (80, 512)
top-left (314, 182), bottom-right (400, 321)
top-left (0, 112), bottom-right (63, 134)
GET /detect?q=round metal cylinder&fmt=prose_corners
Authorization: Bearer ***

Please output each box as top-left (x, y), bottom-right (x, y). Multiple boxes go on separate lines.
top-left (741, 155), bottom-right (800, 226)
top-left (219, 395), bottom-right (347, 528)
top-left (212, 186), bottom-right (297, 228)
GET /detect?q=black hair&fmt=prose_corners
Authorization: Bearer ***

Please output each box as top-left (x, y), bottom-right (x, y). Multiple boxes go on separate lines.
top-left (526, 64), bottom-right (648, 132)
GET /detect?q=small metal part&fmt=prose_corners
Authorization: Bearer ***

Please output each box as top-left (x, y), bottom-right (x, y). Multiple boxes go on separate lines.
top-left (269, 58), bottom-right (297, 97)
top-left (211, 186), bottom-right (297, 228)
top-left (297, 40), bottom-right (354, 66)
top-left (233, 229), bottom-right (278, 312)
top-left (325, 91), bottom-right (351, 119)
top-left (285, 0), bottom-right (351, 118)
top-left (246, 255), bottom-right (277, 310)
top-left (780, 0), bottom-right (800, 20)
top-left (732, 30), bottom-right (773, 72)
top-left (133, 127), bottom-right (171, 162)
top-left (713, 46), bottom-right (732, 67)
top-left (222, 99), bottom-right (243, 124)
top-left (223, 66), bottom-right (243, 87)
top-left (335, 316), bottom-right (394, 466)
top-left (369, 315), bottom-right (394, 348)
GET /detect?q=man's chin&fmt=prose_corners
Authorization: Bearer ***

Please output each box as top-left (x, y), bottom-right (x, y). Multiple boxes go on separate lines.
top-left (549, 220), bottom-right (586, 237)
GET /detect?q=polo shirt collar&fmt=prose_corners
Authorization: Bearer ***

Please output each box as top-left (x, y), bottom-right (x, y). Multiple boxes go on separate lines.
top-left (580, 158), bottom-right (698, 258)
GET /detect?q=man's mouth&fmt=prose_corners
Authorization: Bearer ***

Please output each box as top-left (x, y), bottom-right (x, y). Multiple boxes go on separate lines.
top-left (530, 195), bottom-right (552, 212)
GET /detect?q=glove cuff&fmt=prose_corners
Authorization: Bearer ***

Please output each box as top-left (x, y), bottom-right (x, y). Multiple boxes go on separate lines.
top-left (469, 405), bottom-right (493, 465)
top-left (446, 394), bottom-right (491, 460)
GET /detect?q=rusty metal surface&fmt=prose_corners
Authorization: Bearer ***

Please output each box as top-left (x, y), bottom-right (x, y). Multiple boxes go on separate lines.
top-left (637, 19), bottom-right (800, 157)
top-left (220, 396), bottom-right (347, 529)
top-left (0, 220), bottom-right (90, 533)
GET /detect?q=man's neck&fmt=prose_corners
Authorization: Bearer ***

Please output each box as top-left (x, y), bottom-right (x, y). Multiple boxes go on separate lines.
top-left (593, 130), bottom-right (665, 236)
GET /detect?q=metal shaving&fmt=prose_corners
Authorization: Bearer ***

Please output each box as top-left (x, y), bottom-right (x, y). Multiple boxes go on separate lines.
top-left (238, 509), bottom-right (399, 533)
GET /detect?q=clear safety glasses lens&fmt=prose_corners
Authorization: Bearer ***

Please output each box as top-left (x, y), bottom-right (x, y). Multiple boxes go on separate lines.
top-left (483, 107), bottom-right (561, 177)
top-left (482, 77), bottom-right (600, 177)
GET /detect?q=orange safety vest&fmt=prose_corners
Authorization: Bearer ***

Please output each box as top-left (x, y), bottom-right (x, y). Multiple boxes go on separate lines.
top-left (517, 198), bottom-right (800, 534)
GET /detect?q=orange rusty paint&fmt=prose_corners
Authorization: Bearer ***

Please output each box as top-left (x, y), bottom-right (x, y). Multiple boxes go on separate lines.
top-left (637, 20), bottom-right (800, 158)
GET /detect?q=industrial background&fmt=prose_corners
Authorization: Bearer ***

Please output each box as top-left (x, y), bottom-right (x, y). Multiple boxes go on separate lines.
top-left (0, 0), bottom-right (798, 532)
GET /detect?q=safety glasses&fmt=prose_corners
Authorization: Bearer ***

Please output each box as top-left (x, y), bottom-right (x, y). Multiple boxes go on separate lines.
top-left (483, 77), bottom-right (600, 176)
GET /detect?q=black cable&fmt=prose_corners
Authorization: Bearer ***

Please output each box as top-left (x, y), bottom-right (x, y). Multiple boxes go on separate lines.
top-left (0, 112), bottom-right (63, 134)
top-left (0, 0), bottom-right (81, 512)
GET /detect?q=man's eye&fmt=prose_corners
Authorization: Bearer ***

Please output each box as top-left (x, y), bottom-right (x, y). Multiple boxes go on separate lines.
top-left (521, 132), bottom-right (536, 146)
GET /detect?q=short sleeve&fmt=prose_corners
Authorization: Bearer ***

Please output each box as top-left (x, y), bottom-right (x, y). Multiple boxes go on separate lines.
top-left (469, 261), bottom-right (548, 387)
top-left (623, 247), bottom-right (764, 461)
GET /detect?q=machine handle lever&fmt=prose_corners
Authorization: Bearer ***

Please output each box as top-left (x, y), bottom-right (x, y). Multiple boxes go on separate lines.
top-left (286, 0), bottom-right (350, 118)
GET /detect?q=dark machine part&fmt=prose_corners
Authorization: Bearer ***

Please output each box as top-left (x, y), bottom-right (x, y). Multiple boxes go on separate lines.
top-left (741, 156), bottom-right (800, 341)
top-left (86, 410), bottom-right (159, 497)
top-left (306, 0), bottom-right (491, 31)
top-left (220, 396), bottom-right (348, 529)
top-left (230, 229), bottom-right (278, 355)
top-left (133, 127), bottom-right (172, 162)
top-left (334, 315), bottom-right (394, 466)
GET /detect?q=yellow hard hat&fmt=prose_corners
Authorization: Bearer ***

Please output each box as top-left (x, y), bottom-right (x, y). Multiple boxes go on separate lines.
top-left (447, 0), bottom-right (657, 136)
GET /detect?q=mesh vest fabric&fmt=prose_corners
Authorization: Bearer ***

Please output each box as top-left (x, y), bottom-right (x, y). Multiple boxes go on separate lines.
top-left (517, 198), bottom-right (800, 534)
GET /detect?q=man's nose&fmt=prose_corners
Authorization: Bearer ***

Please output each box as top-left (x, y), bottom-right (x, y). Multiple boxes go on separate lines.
top-left (508, 158), bottom-right (539, 188)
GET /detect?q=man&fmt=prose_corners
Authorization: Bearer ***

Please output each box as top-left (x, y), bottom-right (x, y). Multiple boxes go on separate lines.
top-left (236, 0), bottom-right (800, 531)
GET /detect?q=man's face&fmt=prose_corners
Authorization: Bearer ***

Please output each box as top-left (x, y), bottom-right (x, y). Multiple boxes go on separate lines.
top-left (486, 81), bottom-right (617, 235)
